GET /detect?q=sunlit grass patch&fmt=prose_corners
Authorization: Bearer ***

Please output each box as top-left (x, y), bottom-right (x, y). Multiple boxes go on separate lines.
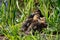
top-left (0, 0), bottom-right (60, 40)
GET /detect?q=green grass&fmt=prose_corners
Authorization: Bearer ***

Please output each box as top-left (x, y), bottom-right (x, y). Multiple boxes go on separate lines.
top-left (0, 0), bottom-right (60, 40)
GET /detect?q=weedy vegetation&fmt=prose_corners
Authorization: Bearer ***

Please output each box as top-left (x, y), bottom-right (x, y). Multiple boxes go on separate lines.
top-left (0, 0), bottom-right (60, 40)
